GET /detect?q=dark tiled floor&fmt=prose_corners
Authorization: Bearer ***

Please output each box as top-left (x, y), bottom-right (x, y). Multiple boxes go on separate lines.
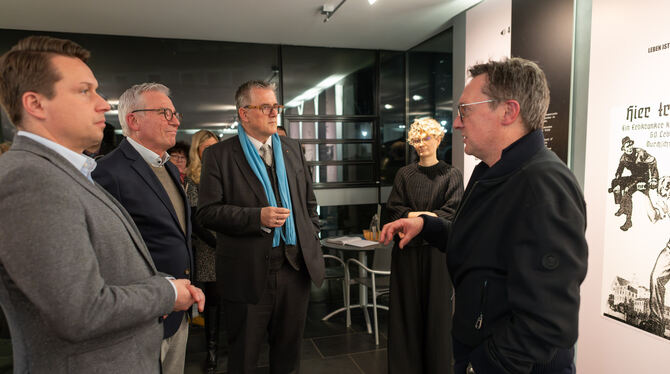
top-left (185, 282), bottom-right (389, 374)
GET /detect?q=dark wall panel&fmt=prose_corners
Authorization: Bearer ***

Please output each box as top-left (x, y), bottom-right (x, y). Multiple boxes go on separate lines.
top-left (512, 0), bottom-right (574, 163)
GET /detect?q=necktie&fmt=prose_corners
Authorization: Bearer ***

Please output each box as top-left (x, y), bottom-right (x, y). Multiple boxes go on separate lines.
top-left (259, 144), bottom-right (273, 168)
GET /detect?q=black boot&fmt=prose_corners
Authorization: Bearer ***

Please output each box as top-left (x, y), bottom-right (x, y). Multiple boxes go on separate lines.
top-left (204, 305), bottom-right (219, 374)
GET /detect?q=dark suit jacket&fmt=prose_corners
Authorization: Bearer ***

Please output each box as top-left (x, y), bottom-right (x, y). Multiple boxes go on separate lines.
top-left (197, 136), bottom-right (325, 303)
top-left (93, 138), bottom-right (193, 338)
top-left (0, 136), bottom-right (174, 373)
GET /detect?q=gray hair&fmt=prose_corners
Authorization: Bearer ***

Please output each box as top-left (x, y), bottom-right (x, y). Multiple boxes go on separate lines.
top-left (234, 80), bottom-right (276, 111)
top-left (118, 82), bottom-right (170, 136)
top-left (468, 57), bottom-right (550, 131)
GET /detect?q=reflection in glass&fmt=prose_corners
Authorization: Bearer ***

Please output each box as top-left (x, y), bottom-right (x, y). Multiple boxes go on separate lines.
top-left (0, 29), bottom-right (280, 134)
top-left (379, 51), bottom-right (406, 185)
top-left (287, 121), bottom-right (373, 140)
top-left (408, 28), bottom-right (453, 165)
top-left (302, 144), bottom-right (373, 162)
top-left (282, 46), bottom-right (375, 116)
top-left (310, 164), bottom-right (375, 184)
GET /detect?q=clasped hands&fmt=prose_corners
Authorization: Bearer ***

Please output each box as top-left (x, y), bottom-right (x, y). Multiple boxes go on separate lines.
top-left (379, 211), bottom-right (435, 249)
top-left (170, 279), bottom-right (205, 313)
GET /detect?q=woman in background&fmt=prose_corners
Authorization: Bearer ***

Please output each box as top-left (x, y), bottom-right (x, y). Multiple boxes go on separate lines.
top-left (185, 130), bottom-right (220, 374)
top-left (383, 118), bottom-right (463, 373)
top-left (168, 141), bottom-right (190, 187)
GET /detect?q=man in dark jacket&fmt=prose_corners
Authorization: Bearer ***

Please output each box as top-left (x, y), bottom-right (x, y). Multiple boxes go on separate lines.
top-left (380, 58), bottom-right (588, 374)
top-left (197, 80), bottom-right (324, 373)
top-left (93, 83), bottom-right (199, 374)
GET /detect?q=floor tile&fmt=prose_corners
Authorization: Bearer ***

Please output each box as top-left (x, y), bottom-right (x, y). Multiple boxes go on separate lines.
top-left (184, 281), bottom-right (389, 373)
top-left (300, 356), bottom-right (363, 374)
top-left (313, 332), bottom-right (387, 357)
top-left (350, 349), bottom-right (388, 374)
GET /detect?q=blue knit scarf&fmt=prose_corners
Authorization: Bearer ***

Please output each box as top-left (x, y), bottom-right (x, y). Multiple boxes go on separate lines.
top-left (237, 126), bottom-right (296, 246)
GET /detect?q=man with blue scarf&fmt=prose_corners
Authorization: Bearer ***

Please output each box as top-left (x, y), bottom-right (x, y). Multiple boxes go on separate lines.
top-left (197, 80), bottom-right (325, 373)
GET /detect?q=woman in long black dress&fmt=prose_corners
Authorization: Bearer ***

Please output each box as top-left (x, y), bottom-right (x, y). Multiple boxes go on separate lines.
top-left (384, 118), bottom-right (463, 373)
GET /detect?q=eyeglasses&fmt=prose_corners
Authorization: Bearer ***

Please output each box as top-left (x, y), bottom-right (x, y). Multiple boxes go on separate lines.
top-left (457, 99), bottom-right (495, 122)
top-left (131, 108), bottom-right (183, 121)
top-left (244, 104), bottom-right (284, 115)
top-left (407, 136), bottom-right (434, 146)
top-left (170, 154), bottom-right (187, 161)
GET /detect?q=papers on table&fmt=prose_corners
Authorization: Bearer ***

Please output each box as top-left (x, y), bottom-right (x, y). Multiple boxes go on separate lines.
top-left (325, 236), bottom-right (378, 247)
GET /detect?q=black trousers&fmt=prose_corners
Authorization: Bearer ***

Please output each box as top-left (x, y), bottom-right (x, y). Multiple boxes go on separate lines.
top-left (388, 244), bottom-right (453, 374)
top-left (453, 338), bottom-right (577, 374)
top-left (224, 246), bottom-right (310, 374)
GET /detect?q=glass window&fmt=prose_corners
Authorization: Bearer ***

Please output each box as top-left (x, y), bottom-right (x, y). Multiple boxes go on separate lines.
top-left (301, 143), bottom-right (373, 162)
top-left (379, 51), bottom-right (407, 185)
top-left (0, 30), bottom-right (280, 138)
top-left (310, 164), bottom-right (375, 184)
top-left (407, 28), bottom-right (454, 165)
top-left (282, 46), bottom-right (375, 116)
top-left (287, 121), bottom-right (373, 140)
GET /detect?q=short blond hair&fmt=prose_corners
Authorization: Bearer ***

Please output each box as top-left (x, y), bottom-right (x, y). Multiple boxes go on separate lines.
top-left (407, 118), bottom-right (444, 143)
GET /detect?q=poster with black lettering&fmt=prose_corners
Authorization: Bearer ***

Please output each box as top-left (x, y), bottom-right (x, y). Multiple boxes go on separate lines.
top-left (581, 0), bottom-right (670, 370)
top-left (602, 101), bottom-right (670, 340)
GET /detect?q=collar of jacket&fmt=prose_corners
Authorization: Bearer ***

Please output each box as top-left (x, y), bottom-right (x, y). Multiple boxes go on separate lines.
top-left (467, 129), bottom-right (545, 188)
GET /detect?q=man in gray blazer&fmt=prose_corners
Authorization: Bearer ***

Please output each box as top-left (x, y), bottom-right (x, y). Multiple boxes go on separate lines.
top-left (0, 36), bottom-right (204, 373)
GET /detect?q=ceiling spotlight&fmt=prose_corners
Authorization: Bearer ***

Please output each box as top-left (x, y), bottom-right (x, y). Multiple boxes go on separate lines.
top-left (368, 0), bottom-right (377, 4)
top-left (384, 104), bottom-right (394, 109)
top-left (412, 95), bottom-right (423, 101)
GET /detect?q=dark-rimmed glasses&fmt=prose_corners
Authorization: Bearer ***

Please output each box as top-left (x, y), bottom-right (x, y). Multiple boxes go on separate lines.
top-left (244, 104), bottom-right (284, 115)
top-left (457, 99), bottom-right (495, 122)
top-left (131, 108), bottom-right (183, 121)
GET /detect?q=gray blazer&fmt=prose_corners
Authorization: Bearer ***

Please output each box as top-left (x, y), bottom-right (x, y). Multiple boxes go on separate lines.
top-left (0, 136), bottom-right (175, 373)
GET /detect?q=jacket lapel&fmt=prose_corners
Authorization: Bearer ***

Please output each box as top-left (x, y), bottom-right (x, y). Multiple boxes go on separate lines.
top-left (282, 146), bottom-right (300, 210)
top-left (231, 138), bottom-right (269, 204)
top-left (93, 184), bottom-right (158, 270)
top-left (120, 140), bottom-right (186, 238)
top-left (13, 137), bottom-right (158, 271)
top-left (164, 161), bottom-right (191, 238)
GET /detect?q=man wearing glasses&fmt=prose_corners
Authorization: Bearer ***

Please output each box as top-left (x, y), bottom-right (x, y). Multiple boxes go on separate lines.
top-left (93, 83), bottom-right (197, 374)
top-left (381, 58), bottom-right (588, 374)
top-left (198, 80), bottom-right (324, 373)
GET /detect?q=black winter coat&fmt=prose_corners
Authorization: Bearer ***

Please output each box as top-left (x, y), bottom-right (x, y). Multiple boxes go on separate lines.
top-left (422, 130), bottom-right (588, 374)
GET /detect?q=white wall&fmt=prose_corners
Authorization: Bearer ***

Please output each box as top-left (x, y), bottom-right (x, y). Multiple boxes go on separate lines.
top-left (578, 0), bottom-right (670, 372)
top-left (462, 0), bottom-right (511, 185)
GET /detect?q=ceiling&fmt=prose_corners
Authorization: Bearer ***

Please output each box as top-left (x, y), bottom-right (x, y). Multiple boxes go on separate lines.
top-left (0, 0), bottom-right (480, 50)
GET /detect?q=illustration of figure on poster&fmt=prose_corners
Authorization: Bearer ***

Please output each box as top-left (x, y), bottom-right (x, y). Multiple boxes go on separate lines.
top-left (603, 105), bottom-right (670, 339)
top-left (609, 136), bottom-right (659, 231)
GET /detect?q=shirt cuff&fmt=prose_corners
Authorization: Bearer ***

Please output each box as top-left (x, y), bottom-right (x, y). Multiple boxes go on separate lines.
top-left (261, 226), bottom-right (271, 233)
top-left (164, 276), bottom-right (178, 302)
